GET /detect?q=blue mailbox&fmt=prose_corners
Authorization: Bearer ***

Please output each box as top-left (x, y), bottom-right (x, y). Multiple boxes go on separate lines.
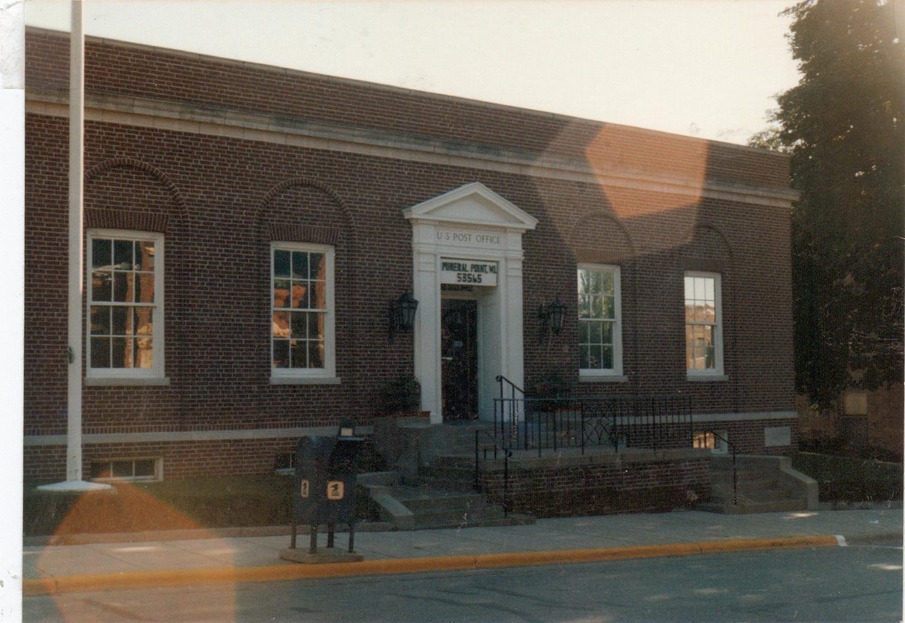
top-left (290, 424), bottom-right (363, 555)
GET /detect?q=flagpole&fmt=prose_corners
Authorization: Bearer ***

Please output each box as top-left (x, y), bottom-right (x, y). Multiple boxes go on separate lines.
top-left (39, 0), bottom-right (108, 492)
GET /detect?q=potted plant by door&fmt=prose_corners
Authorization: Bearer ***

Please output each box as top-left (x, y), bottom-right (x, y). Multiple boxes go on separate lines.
top-left (526, 370), bottom-right (578, 446)
top-left (376, 374), bottom-right (425, 418)
top-left (527, 370), bottom-right (572, 413)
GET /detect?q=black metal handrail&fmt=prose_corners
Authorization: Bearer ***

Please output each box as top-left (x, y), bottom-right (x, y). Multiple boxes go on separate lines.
top-left (474, 428), bottom-right (512, 516)
top-left (491, 394), bottom-right (693, 456)
top-left (495, 375), bottom-right (525, 445)
top-left (705, 429), bottom-right (739, 506)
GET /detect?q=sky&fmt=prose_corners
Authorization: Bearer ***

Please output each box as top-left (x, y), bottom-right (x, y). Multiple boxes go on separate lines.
top-left (23, 0), bottom-right (802, 145)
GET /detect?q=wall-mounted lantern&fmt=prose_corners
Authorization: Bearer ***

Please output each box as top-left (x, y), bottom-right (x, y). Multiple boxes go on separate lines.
top-left (538, 296), bottom-right (565, 342)
top-left (388, 292), bottom-right (419, 343)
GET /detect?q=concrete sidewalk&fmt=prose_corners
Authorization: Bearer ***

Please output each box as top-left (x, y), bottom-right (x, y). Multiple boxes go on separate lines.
top-left (22, 507), bottom-right (902, 595)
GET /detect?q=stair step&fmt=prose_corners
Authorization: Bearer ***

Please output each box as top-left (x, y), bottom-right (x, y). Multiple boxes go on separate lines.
top-left (414, 513), bottom-right (534, 530)
top-left (395, 491), bottom-right (489, 513)
top-left (413, 507), bottom-right (507, 528)
top-left (700, 499), bottom-right (807, 514)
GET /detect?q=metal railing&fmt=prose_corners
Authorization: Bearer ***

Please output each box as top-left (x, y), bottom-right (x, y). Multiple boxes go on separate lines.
top-left (704, 429), bottom-right (739, 506)
top-left (473, 428), bottom-right (512, 516)
top-left (493, 375), bottom-right (693, 457)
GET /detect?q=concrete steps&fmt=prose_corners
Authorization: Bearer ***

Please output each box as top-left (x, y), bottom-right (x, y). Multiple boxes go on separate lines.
top-left (699, 455), bottom-right (818, 514)
top-left (359, 471), bottom-right (534, 530)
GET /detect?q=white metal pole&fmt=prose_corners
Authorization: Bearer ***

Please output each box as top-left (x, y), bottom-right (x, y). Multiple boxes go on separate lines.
top-left (38, 0), bottom-right (109, 492)
top-left (66, 0), bottom-right (85, 483)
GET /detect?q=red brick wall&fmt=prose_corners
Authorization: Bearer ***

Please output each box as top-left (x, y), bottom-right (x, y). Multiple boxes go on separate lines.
top-left (24, 30), bottom-right (796, 482)
top-left (478, 454), bottom-right (712, 516)
top-left (26, 29), bottom-right (791, 192)
top-left (24, 438), bottom-right (299, 483)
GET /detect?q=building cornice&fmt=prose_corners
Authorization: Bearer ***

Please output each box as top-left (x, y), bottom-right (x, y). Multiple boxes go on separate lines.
top-left (26, 91), bottom-right (799, 209)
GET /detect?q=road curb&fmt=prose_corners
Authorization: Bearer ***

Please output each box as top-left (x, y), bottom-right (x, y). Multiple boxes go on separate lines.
top-left (23, 535), bottom-right (842, 596)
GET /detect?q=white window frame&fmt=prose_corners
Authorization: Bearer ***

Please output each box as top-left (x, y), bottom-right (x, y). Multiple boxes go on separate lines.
top-left (577, 264), bottom-right (624, 380)
top-left (86, 229), bottom-right (166, 383)
top-left (90, 457), bottom-right (163, 483)
top-left (684, 271), bottom-right (725, 379)
top-left (270, 242), bottom-right (337, 384)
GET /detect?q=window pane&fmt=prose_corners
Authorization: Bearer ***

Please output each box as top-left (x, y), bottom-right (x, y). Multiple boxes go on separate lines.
top-left (91, 271), bottom-right (111, 302)
top-left (273, 280), bottom-right (290, 308)
top-left (134, 459), bottom-right (155, 477)
top-left (134, 307), bottom-right (153, 338)
top-left (291, 284), bottom-right (309, 309)
top-left (309, 280), bottom-right (326, 310)
top-left (136, 240), bottom-right (155, 271)
top-left (588, 320), bottom-right (602, 344)
top-left (136, 273), bottom-right (154, 304)
top-left (90, 306), bottom-right (110, 336)
top-left (591, 295), bottom-right (603, 318)
top-left (694, 277), bottom-right (705, 302)
top-left (273, 250), bottom-right (291, 278)
top-left (590, 345), bottom-right (603, 369)
top-left (272, 311), bottom-right (290, 338)
top-left (602, 295), bottom-right (615, 319)
top-left (111, 306), bottom-right (128, 335)
top-left (291, 312), bottom-right (307, 339)
top-left (578, 295), bottom-right (592, 319)
top-left (272, 340), bottom-right (289, 368)
top-left (578, 320), bottom-right (590, 343)
top-left (312, 311), bottom-right (325, 340)
top-left (601, 321), bottom-right (613, 345)
top-left (292, 252), bottom-right (309, 279)
top-left (111, 337), bottom-right (129, 368)
top-left (600, 271), bottom-right (614, 293)
top-left (91, 337), bottom-right (110, 368)
top-left (135, 337), bottom-right (153, 368)
top-left (309, 341), bottom-right (324, 368)
top-left (92, 238), bottom-right (111, 269)
top-left (579, 345), bottom-right (591, 369)
top-left (290, 341), bottom-right (307, 368)
top-left (113, 272), bottom-right (131, 302)
top-left (601, 345), bottom-right (614, 369)
top-left (684, 277), bottom-right (694, 301)
top-left (112, 460), bottom-right (133, 478)
top-left (114, 240), bottom-right (133, 269)
top-left (309, 253), bottom-right (326, 281)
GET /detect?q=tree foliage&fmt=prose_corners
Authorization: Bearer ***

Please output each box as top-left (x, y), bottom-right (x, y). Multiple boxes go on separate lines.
top-left (755, 0), bottom-right (904, 407)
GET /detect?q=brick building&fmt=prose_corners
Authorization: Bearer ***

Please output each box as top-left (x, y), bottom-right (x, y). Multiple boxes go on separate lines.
top-left (24, 29), bottom-right (799, 484)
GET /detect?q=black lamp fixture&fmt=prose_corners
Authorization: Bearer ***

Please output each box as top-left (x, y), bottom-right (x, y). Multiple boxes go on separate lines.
top-left (538, 296), bottom-right (566, 341)
top-left (388, 291), bottom-right (419, 343)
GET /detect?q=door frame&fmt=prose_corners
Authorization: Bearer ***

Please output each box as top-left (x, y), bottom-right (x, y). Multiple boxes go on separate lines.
top-left (403, 183), bottom-right (538, 424)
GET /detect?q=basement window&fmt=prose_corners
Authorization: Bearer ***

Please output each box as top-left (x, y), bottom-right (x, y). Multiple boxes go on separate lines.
top-left (90, 458), bottom-right (162, 482)
top-left (274, 452), bottom-right (296, 476)
top-left (693, 431), bottom-right (728, 454)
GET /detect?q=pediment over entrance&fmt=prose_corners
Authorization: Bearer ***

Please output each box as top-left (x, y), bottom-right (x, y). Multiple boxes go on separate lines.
top-left (403, 182), bottom-right (538, 231)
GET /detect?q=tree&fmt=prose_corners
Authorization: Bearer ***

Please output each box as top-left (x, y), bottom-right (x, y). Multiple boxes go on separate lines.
top-left (752, 0), bottom-right (904, 407)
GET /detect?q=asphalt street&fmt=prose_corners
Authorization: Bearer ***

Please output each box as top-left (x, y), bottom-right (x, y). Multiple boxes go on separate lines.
top-left (23, 539), bottom-right (903, 623)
